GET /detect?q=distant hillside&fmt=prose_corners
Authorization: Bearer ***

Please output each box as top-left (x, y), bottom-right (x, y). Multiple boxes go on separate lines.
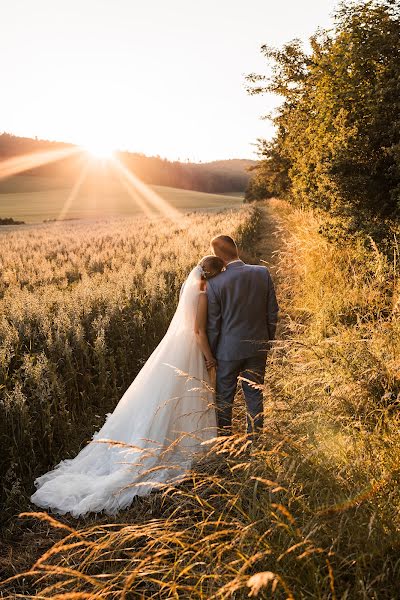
top-left (0, 174), bottom-right (244, 223)
top-left (0, 133), bottom-right (256, 194)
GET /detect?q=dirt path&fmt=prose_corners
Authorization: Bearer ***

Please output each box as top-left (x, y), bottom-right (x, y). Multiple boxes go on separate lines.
top-left (253, 199), bottom-right (287, 278)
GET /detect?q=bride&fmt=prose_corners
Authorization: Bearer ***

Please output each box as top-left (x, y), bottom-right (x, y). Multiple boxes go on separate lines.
top-left (31, 255), bottom-right (224, 517)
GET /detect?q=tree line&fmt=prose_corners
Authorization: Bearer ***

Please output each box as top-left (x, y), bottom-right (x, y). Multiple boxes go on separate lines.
top-left (246, 0), bottom-right (400, 231)
top-left (0, 133), bottom-right (253, 194)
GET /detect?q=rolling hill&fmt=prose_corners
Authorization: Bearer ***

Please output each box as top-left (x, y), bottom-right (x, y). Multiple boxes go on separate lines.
top-left (0, 174), bottom-right (243, 223)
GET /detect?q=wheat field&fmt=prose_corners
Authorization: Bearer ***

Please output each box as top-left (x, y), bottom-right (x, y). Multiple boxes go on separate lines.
top-left (0, 205), bottom-right (258, 521)
top-left (1, 200), bottom-right (400, 599)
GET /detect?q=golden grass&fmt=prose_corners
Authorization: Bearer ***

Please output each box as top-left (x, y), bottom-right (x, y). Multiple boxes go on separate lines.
top-left (1, 199), bottom-right (400, 598)
top-left (0, 206), bottom-right (259, 522)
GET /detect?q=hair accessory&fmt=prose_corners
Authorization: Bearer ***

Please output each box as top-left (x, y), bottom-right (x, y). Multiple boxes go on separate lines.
top-left (197, 264), bottom-right (207, 279)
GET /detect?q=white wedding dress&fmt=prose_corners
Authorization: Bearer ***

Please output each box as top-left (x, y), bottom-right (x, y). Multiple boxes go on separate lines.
top-left (31, 266), bottom-right (217, 517)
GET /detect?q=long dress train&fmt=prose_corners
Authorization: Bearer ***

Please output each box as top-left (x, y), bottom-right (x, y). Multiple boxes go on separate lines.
top-left (31, 266), bottom-right (217, 517)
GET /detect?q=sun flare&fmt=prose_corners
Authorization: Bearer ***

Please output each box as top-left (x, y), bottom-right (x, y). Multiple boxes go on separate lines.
top-left (82, 141), bottom-right (116, 159)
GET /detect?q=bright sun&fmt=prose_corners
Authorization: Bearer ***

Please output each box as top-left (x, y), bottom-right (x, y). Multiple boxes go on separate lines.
top-left (82, 141), bottom-right (116, 159)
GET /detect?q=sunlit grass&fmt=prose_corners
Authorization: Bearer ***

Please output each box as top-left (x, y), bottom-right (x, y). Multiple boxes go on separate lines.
top-left (0, 205), bottom-right (258, 520)
top-left (0, 177), bottom-right (243, 223)
top-left (1, 199), bottom-right (400, 598)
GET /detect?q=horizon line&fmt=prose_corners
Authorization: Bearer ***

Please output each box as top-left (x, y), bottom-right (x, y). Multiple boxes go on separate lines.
top-left (0, 129), bottom-right (259, 166)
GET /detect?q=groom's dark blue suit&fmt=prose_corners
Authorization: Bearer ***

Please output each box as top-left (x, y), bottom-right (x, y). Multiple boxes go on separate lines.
top-left (206, 259), bottom-right (279, 435)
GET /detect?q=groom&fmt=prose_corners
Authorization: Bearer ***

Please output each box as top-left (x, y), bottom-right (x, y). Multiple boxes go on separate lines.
top-left (207, 235), bottom-right (279, 436)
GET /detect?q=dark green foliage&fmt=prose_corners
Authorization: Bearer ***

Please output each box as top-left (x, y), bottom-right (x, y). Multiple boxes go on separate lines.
top-left (117, 153), bottom-right (254, 194)
top-left (245, 139), bottom-right (291, 201)
top-left (0, 217), bottom-right (25, 225)
top-left (247, 0), bottom-right (400, 221)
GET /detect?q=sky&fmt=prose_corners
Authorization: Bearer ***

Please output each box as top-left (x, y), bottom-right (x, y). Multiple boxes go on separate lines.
top-left (0, 0), bottom-right (338, 162)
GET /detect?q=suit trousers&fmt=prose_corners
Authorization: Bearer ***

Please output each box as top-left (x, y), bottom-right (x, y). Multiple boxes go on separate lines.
top-left (215, 352), bottom-right (267, 435)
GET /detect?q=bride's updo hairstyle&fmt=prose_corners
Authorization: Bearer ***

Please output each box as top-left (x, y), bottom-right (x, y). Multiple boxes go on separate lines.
top-left (198, 255), bottom-right (224, 280)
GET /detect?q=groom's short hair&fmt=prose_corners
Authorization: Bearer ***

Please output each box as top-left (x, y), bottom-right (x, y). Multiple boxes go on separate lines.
top-left (211, 235), bottom-right (238, 260)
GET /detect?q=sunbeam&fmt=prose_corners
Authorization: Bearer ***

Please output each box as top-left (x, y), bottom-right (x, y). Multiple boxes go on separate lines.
top-left (111, 157), bottom-right (184, 224)
top-left (114, 167), bottom-right (158, 220)
top-left (0, 145), bottom-right (186, 223)
top-left (0, 146), bottom-right (80, 181)
top-left (56, 159), bottom-right (91, 222)
top-left (82, 141), bottom-right (116, 160)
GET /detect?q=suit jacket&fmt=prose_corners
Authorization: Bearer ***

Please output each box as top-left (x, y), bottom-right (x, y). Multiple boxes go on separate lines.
top-left (206, 260), bottom-right (279, 361)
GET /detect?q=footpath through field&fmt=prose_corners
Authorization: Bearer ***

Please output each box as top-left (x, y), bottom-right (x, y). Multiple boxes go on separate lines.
top-left (252, 199), bottom-right (286, 279)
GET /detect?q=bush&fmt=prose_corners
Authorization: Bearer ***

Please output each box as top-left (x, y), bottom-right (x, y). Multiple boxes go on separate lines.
top-left (247, 0), bottom-right (400, 223)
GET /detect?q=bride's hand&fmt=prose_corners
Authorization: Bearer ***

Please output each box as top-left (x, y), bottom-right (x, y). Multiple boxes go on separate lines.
top-left (205, 356), bottom-right (217, 369)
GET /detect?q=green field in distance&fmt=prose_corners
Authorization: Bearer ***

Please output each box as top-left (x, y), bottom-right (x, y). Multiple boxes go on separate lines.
top-left (0, 174), bottom-right (243, 223)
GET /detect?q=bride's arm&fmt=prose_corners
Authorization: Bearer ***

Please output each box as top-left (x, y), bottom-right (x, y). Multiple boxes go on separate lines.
top-left (194, 292), bottom-right (217, 368)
